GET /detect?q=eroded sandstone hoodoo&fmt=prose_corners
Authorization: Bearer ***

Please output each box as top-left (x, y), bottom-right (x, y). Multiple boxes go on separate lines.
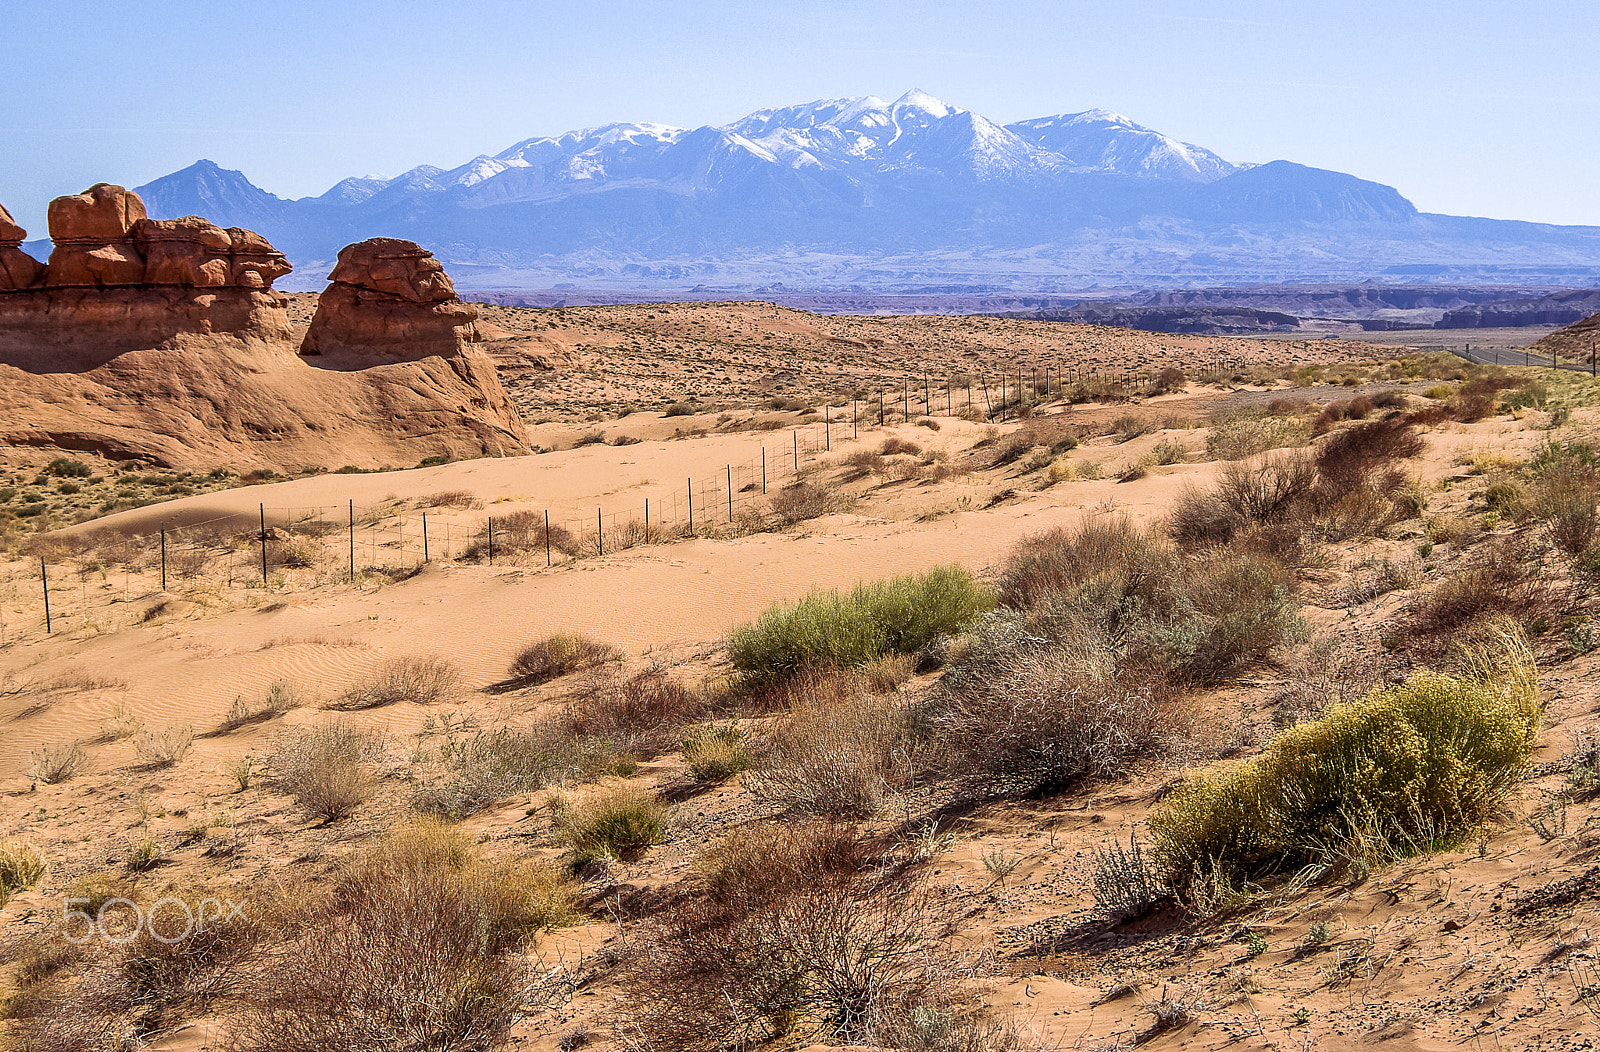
top-left (0, 187), bottom-right (529, 468)
top-left (0, 203), bottom-right (46, 291)
top-left (300, 238), bottom-right (481, 360)
top-left (44, 183), bottom-right (149, 286)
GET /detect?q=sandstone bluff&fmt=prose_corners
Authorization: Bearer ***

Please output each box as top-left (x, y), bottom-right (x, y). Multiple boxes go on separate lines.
top-left (0, 184), bottom-right (529, 470)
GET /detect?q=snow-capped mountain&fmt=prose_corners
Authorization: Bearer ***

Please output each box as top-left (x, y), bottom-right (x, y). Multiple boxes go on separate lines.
top-left (1005, 109), bottom-right (1238, 183)
top-left (130, 90), bottom-right (1600, 289)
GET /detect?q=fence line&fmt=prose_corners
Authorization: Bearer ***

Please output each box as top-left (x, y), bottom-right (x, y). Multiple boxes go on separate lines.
top-left (1443, 343), bottom-right (1598, 375)
top-left (2, 358), bottom-right (1248, 641)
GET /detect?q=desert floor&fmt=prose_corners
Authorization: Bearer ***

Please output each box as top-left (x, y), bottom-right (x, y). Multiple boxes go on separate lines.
top-left (0, 318), bottom-right (1598, 1052)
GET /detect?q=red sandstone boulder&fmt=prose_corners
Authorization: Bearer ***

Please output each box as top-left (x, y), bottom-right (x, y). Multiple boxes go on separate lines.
top-left (47, 183), bottom-right (146, 241)
top-left (0, 203), bottom-right (45, 291)
top-left (38, 185), bottom-right (291, 290)
top-left (325, 237), bottom-right (457, 303)
top-left (301, 238), bottom-right (477, 359)
top-left (132, 216), bottom-right (233, 287)
top-left (45, 183), bottom-right (147, 286)
top-left (226, 228), bottom-right (293, 289)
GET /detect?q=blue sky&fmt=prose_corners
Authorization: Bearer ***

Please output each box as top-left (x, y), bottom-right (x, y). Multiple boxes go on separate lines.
top-left (2, 0), bottom-right (1596, 232)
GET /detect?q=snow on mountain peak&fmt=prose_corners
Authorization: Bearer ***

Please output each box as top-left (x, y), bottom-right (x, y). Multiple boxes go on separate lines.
top-left (1071, 108), bottom-right (1138, 128)
top-left (892, 88), bottom-right (953, 119)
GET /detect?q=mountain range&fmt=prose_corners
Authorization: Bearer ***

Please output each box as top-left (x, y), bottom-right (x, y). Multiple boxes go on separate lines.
top-left (122, 89), bottom-right (1600, 293)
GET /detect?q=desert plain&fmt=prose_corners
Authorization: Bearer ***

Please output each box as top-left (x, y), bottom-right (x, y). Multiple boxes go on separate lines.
top-left (0, 297), bottom-right (1597, 1052)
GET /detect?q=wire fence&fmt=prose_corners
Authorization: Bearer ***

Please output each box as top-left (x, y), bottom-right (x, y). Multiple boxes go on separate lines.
top-left (1442, 343), bottom-right (1598, 374)
top-left (2, 358), bottom-right (1250, 642)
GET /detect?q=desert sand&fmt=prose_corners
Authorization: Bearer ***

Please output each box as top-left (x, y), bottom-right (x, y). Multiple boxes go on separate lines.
top-left (1, 321), bottom-right (1598, 1051)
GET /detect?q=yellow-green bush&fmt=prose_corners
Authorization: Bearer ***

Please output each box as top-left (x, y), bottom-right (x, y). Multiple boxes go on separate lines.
top-left (1150, 637), bottom-right (1538, 896)
top-left (727, 565), bottom-right (991, 680)
top-left (0, 841), bottom-right (45, 906)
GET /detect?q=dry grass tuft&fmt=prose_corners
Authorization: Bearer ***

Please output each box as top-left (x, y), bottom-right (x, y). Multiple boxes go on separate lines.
top-left (330, 655), bottom-right (460, 710)
top-left (271, 721), bottom-right (385, 823)
top-left (508, 633), bottom-right (622, 686)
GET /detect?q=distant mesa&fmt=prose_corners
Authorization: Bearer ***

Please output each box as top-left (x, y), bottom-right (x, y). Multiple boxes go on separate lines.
top-left (0, 184), bottom-right (528, 469)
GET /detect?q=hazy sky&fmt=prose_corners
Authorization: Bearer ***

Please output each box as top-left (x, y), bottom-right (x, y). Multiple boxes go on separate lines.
top-left (2, 0), bottom-right (1596, 233)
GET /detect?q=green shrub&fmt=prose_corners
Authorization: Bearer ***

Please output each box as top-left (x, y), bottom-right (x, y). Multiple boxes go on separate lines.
top-left (727, 565), bottom-right (991, 680)
top-left (681, 724), bottom-right (750, 782)
top-left (553, 786), bottom-right (667, 863)
top-left (1149, 633), bottom-right (1538, 897)
top-left (46, 458), bottom-right (92, 478)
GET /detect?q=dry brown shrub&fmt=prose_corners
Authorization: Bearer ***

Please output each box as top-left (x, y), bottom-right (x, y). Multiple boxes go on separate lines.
top-left (459, 510), bottom-right (576, 561)
top-left (768, 482), bottom-right (832, 525)
top-left (271, 721), bottom-right (385, 823)
top-left (11, 881), bottom-right (268, 1050)
top-left (1447, 393), bottom-right (1495, 422)
top-left (412, 727), bottom-right (563, 818)
top-left (561, 668), bottom-right (711, 756)
top-left (619, 819), bottom-right (1010, 1052)
top-left (330, 655), bottom-right (460, 710)
top-left (134, 724), bottom-right (193, 769)
top-left (266, 535), bottom-right (320, 570)
top-left (1401, 537), bottom-right (1552, 647)
top-left (229, 825), bottom-right (561, 1052)
top-left (749, 688), bottom-right (923, 816)
top-left (508, 633), bottom-right (621, 685)
top-left (216, 680), bottom-right (298, 734)
top-left (935, 622), bottom-right (1188, 795)
top-left (879, 436), bottom-right (922, 456)
top-left (1314, 416), bottom-right (1425, 491)
top-left (842, 449), bottom-right (887, 478)
top-left (1107, 413), bottom-right (1155, 441)
top-left (29, 741), bottom-right (86, 784)
top-left (422, 489), bottom-right (480, 509)
top-left (737, 665), bottom-right (875, 715)
top-left (1311, 395), bottom-right (1375, 436)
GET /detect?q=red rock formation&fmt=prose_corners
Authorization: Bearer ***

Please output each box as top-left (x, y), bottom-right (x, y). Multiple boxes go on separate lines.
top-left (0, 192), bottom-right (529, 469)
top-left (44, 183), bottom-right (148, 286)
top-left (301, 238), bottom-right (481, 360)
top-left (225, 228), bottom-right (292, 289)
top-left (0, 203), bottom-right (45, 291)
top-left (131, 216), bottom-right (233, 286)
top-left (327, 237), bottom-right (458, 302)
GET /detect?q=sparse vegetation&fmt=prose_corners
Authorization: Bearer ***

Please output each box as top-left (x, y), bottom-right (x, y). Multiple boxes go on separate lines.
top-left (552, 785), bottom-right (668, 863)
top-left (29, 741), bottom-right (86, 784)
top-left (508, 633), bottom-right (622, 685)
top-left (1150, 629), bottom-right (1539, 898)
top-left (134, 723), bottom-right (194, 768)
top-left (681, 724), bottom-right (750, 782)
top-left (330, 654), bottom-right (460, 709)
top-left (727, 565), bottom-right (991, 681)
top-left (271, 721), bottom-right (385, 823)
